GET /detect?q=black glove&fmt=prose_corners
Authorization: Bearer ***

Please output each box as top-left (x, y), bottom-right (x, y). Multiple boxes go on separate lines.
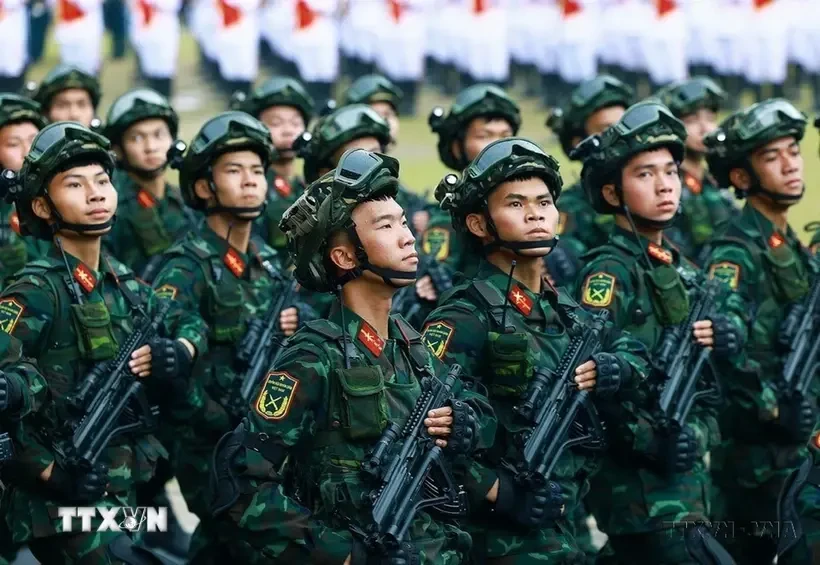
top-left (777, 395), bottom-right (817, 443)
top-left (0, 370), bottom-right (22, 414)
top-left (648, 424), bottom-right (699, 476)
top-left (149, 338), bottom-right (193, 382)
top-left (46, 462), bottom-right (109, 504)
top-left (494, 469), bottom-right (565, 529)
top-left (544, 246), bottom-right (580, 287)
top-left (350, 539), bottom-right (419, 565)
top-left (446, 399), bottom-right (477, 455)
top-left (591, 352), bottom-right (630, 396)
top-left (709, 315), bottom-right (742, 357)
top-left (235, 318), bottom-right (264, 368)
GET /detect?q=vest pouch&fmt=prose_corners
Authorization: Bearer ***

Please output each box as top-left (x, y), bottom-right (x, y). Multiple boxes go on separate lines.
top-left (485, 331), bottom-right (533, 398)
top-left (129, 204), bottom-right (173, 256)
top-left (69, 302), bottom-right (119, 361)
top-left (207, 280), bottom-right (245, 343)
top-left (763, 245), bottom-right (808, 304)
top-left (644, 265), bottom-right (690, 326)
top-left (0, 239), bottom-right (28, 277)
top-left (337, 366), bottom-right (388, 441)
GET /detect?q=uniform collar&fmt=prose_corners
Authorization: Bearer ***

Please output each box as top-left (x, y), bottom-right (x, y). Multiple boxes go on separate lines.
top-left (740, 202), bottom-right (801, 249)
top-left (610, 225), bottom-right (680, 267)
top-left (114, 168), bottom-right (180, 207)
top-left (327, 301), bottom-right (408, 360)
top-left (476, 259), bottom-right (550, 318)
top-left (45, 244), bottom-right (127, 294)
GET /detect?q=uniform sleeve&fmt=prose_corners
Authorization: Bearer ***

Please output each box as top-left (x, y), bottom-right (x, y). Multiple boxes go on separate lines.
top-left (704, 242), bottom-right (757, 351)
top-left (227, 344), bottom-right (351, 564)
top-left (602, 326), bottom-right (650, 391)
top-left (574, 258), bottom-right (635, 329)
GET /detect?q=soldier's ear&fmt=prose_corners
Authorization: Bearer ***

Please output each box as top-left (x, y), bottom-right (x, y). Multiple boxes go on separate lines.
top-left (193, 178), bottom-right (213, 203)
top-left (327, 231), bottom-right (357, 272)
top-left (602, 183), bottom-right (621, 208)
top-left (465, 212), bottom-right (488, 239)
top-left (729, 167), bottom-right (751, 191)
top-left (31, 196), bottom-right (52, 222)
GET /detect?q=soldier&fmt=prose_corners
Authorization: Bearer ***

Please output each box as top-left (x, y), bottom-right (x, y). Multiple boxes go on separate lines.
top-left (571, 100), bottom-right (743, 563)
top-left (149, 111), bottom-right (303, 556)
top-left (103, 88), bottom-right (199, 281)
top-left (545, 74), bottom-right (634, 286)
top-left (231, 76), bottom-right (315, 256)
top-left (0, 121), bottom-right (203, 563)
top-left (376, 0), bottom-right (428, 116)
top-left (0, 94), bottom-right (50, 284)
top-left (202, 147), bottom-right (495, 564)
top-left (214, 0), bottom-right (261, 97)
top-left (656, 77), bottom-right (739, 263)
top-left (701, 98), bottom-right (820, 565)
top-left (127, 0), bottom-right (182, 98)
top-left (28, 64), bottom-right (101, 128)
top-left (49, 0), bottom-right (105, 75)
top-left (289, 0), bottom-right (341, 104)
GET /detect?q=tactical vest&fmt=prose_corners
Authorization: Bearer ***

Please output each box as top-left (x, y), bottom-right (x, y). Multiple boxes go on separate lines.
top-left (124, 196), bottom-right (175, 257)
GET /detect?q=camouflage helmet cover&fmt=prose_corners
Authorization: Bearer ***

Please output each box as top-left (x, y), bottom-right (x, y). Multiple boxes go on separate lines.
top-left (231, 76), bottom-right (315, 123)
top-left (656, 76), bottom-right (727, 118)
top-left (103, 88), bottom-right (179, 144)
top-left (342, 74), bottom-right (404, 111)
top-left (29, 64), bottom-right (102, 110)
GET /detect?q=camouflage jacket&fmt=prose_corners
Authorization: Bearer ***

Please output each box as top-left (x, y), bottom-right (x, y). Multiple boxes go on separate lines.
top-left (253, 169), bottom-right (306, 259)
top-left (574, 226), bottom-right (743, 535)
top-left (556, 181), bottom-right (614, 265)
top-left (421, 259), bottom-right (648, 557)
top-left (223, 302), bottom-right (496, 564)
top-left (105, 169), bottom-right (201, 280)
top-left (0, 202), bottom-right (49, 287)
top-left (664, 169), bottom-right (739, 264)
top-left (0, 245), bottom-right (206, 542)
top-left (703, 203), bottom-right (819, 488)
top-left (809, 225), bottom-right (820, 256)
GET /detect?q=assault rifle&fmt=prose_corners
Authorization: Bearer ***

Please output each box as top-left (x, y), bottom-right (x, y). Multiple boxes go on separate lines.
top-left (0, 430), bottom-right (11, 462)
top-left (355, 364), bottom-right (467, 551)
top-left (236, 279), bottom-right (298, 403)
top-left (507, 310), bottom-right (608, 488)
top-left (654, 280), bottom-right (720, 429)
top-left (54, 300), bottom-right (171, 469)
top-left (779, 275), bottom-right (820, 399)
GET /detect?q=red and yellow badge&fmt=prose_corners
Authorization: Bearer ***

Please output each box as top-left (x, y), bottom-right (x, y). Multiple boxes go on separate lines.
top-left (508, 285), bottom-right (534, 316)
top-left (254, 371), bottom-right (298, 421)
top-left (137, 190), bottom-right (156, 209)
top-left (768, 232), bottom-right (785, 249)
top-left (422, 321), bottom-right (454, 360)
top-left (155, 284), bottom-right (178, 301)
top-left (647, 243), bottom-right (673, 265)
top-left (708, 261), bottom-right (740, 290)
top-left (357, 321), bottom-right (385, 357)
top-left (0, 298), bottom-right (24, 335)
top-left (274, 177), bottom-right (291, 198)
top-left (422, 227), bottom-right (450, 261)
top-left (73, 263), bottom-right (97, 293)
top-left (581, 272), bottom-right (615, 308)
top-left (684, 172), bottom-right (702, 195)
top-left (9, 211), bottom-right (20, 235)
top-left (223, 248), bottom-right (246, 278)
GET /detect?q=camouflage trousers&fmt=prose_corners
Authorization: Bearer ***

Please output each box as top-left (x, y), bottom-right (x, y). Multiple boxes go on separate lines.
top-left (597, 529), bottom-right (705, 565)
top-left (27, 532), bottom-right (130, 564)
top-left (567, 502), bottom-right (597, 560)
top-left (467, 519), bottom-right (585, 564)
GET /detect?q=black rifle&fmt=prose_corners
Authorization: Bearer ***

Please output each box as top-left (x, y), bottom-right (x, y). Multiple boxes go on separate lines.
top-left (355, 364), bottom-right (467, 551)
top-left (780, 276), bottom-right (820, 399)
top-left (139, 254), bottom-right (164, 284)
top-left (654, 280), bottom-right (720, 429)
top-left (54, 300), bottom-right (171, 469)
top-left (0, 430), bottom-right (11, 462)
top-left (507, 310), bottom-right (608, 488)
top-left (236, 279), bottom-right (298, 403)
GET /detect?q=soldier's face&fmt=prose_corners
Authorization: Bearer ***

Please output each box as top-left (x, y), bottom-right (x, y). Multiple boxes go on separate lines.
top-left (617, 148), bottom-right (681, 222)
top-left (120, 118), bottom-right (173, 176)
top-left (369, 101), bottom-right (400, 142)
top-left (0, 121), bottom-right (39, 172)
top-left (584, 105), bottom-right (625, 136)
top-left (37, 163), bottom-right (117, 234)
top-left (459, 117), bottom-right (514, 162)
top-left (48, 89), bottom-right (95, 127)
top-left (332, 136), bottom-right (382, 165)
top-left (259, 105), bottom-right (306, 158)
top-left (682, 108), bottom-right (718, 154)
top-left (479, 176), bottom-right (558, 257)
top-left (351, 197), bottom-right (417, 287)
top-left (749, 136), bottom-right (804, 200)
top-left (207, 150), bottom-right (267, 218)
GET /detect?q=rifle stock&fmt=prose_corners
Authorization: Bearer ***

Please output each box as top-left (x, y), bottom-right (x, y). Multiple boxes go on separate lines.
top-left (781, 277), bottom-right (820, 399)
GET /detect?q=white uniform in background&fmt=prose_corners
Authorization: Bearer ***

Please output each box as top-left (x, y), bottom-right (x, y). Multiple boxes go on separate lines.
top-left (786, 0), bottom-right (820, 75)
top-left (290, 0), bottom-right (340, 83)
top-left (602, 0), bottom-right (652, 74)
top-left (643, 0), bottom-right (687, 85)
top-left (129, 0), bottom-right (182, 80)
top-left (378, 0), bottom-right (429, 82)
top-left (0, 0), bottom-right (29, 80)
top-left (261, 0), bottom-right (297, 66)
top-left (50, 0), bottom-right (105, 74)
top-left (745, 0), bottom-right (789, 86)
top-left (426, 0), bottom-right (462, 75)
top-left (557, 0), bottom-right (599, 86)
top-left (710, 0), bottom-right (750, 79)
top-left (215, 0), bottom-right (261, 83)
top-left (187, 0), bottom-right (215, 63)
top-left (340, 0), bottom-right (386, 72)
top-left (462, 0), bottom-right (509, 82)
top-left (520, 0), bottom-right (561, 78)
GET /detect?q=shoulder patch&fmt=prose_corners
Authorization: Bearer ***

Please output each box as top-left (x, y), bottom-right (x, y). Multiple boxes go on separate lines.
top-left (254, 371), bottom-right (299, 421)
top-left (708, 261), bottom-right (741, 290)
top-left (154, 284), bottom-right (178, 301)
top-left (422, 227), bottom-right (450, 261)
top-left (557, 211), bottom-right (568, 235)
top-left (421, 321), bottom-right (454, 360)
top-left (581, 272), bottom-right (615, 308)
top-left (0, 298), bottom-right (24, 335)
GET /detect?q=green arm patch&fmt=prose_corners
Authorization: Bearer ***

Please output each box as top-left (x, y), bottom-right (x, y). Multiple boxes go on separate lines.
top-left (708, 261), bottom-right (741, 290)
top-left (421, 321), bottom-right (455, 360)
top-left (255, 371), bottom-right (299, 421)
top-left (422, 227), bottom-right (450, 261)
top-left (0, 298), bottom-right (25, 335)
top-left (581, 272), bottom-right (615, 308)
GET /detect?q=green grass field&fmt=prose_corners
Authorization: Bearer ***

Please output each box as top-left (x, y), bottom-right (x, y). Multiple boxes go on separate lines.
top-left (27, 30), bottom-right (820, 243)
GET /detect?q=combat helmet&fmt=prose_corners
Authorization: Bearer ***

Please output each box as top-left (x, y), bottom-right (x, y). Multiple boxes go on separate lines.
top-left (280, 148), bottom-right (412, 291)
top-left (169, 111), bottom-right (275, 213)
top-left (103, 88), bottom-right (179, 146)
top-left (27, 64), bottom-right (102, 111)
top-left (571, 100), bottom-right (686, 215)
top-left (294, 104), bottom-right (391, 184)
top-left (656, 77), bottom-right (727, 119)
top-left (703, 109), bottom-right (745, 190)
top-left (429, 84), bottom-right (521, 170)
top-left (435, 137), bottom-right (563, 253)
top-left (231, 76), bottom-right (315, 124)
top-left (342, 74), bottom-right (403, 112)
top-left (546, 75), bottom-right (634, 159)
top-left (2, 122), bottom-right (116, 240)
top-left (0, 94), bottom-right (48, 132)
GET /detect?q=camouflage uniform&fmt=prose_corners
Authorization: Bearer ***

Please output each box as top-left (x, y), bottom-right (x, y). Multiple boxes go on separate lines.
top-left (572, 101), bottom-right (742, 564)
top-left (102, 88), bottom-right (200, 280)
top-left (702, 99), bottom-right (820, 565)
top-left (807, 223), bottom-right (820, 256)
top-left (200, 150), bottom-right (496, 564)
top-left (424, 138), bottom-right (649, 564)
top-left (0, 123), bottom-right (206, 563)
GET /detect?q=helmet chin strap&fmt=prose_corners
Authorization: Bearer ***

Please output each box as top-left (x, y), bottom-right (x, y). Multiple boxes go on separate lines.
top-left (345, 224), bottom-right (418, 287)
top-left (204, 177), bottom-right (267, 218)
top-left (119, 157), bottom-right (169, 180)
top-left (45, 192), bottom-right (116, 235)
top-left (614, 182), bottom-right (678, 230)
top-left (481, 206), bottom-right (559, 255)
top-left (741, 165), bottom-right (805, 204)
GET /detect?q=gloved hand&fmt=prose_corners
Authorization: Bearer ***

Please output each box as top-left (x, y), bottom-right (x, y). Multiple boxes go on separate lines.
top-left (494, 469), bottom-right (565, 529)
top-left (149, 338), bottom-right (193, 382)
top-left (544, 246), bottom-right (580, 287)
top-left (46, 462), bottom-right (108, 504)
top-left (235, 318), bottom-right (264, 369)
top-left (0, 370), bottom-right (22, 413)
top-left (446, 399), bottom-right (478, 455)
top-left (350, 539), bottom-right (419, 565)
top-left (648, 424), bottom-right (699, 476)
top-left (591, 352), bottom-right (630, 396)
top-left (709, 315), bottom-right (742, 357)
top-left (777, 394), bottom-right (817, 443)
